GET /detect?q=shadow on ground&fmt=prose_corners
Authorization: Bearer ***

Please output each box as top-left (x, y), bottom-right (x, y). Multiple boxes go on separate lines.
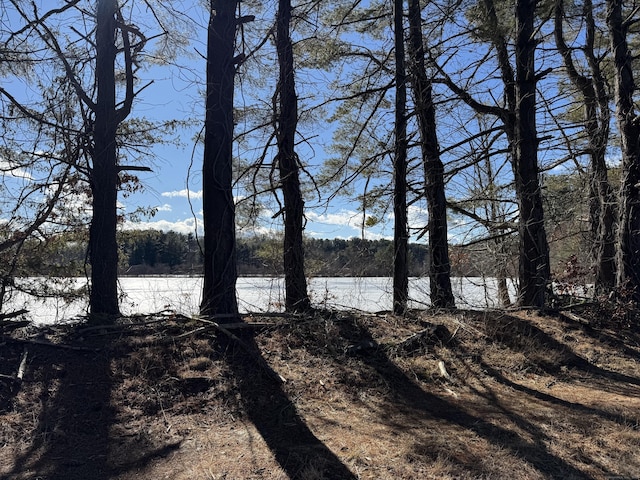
top-left (3, 323), bottom-right (179, 480)
top-left (223, 331), bottom-right (358, 480)
top-left (476, 311), bottom-right (640, 396)
top-left (327, 311), bottom-right (638, 479)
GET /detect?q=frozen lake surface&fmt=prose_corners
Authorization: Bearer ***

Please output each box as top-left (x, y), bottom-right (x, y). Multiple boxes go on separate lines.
top-left (6, 276), bottom-right (516, 325)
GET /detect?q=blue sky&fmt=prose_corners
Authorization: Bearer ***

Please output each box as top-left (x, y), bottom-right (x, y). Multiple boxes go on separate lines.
top-left (116, 69), bottom-right (401, 240)
top-left (3, 0), bottom-right (585, 246)
top-left (113, 5), bottom-right (411, 242)
top-left (1, 1), bottom-right (419, 243)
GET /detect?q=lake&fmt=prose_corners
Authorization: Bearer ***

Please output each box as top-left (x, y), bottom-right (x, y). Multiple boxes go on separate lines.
top-left (6, 276), bottom-right (516, 324)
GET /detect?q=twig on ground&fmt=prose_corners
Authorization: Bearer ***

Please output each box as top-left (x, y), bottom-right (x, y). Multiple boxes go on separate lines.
top-left (559, 311), bottom-right (590, 325)
top-left (194, 316), bottom-right (286, 384)
top-left (169, 321), bottom-right (275, 341)
top-left (171, 326), bottom-right (210, 340)
top-left (16, 348), bottom-right (28, 381)
top-left (78, 310), bottom-right (182, 333)
top-left (0, 335), bottom-right (98, 351)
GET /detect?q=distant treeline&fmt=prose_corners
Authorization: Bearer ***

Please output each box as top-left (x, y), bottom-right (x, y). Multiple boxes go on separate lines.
top-left (118, 231), bottom-right (431, 277)
top-left (23, 229), bottom-right (510, 278)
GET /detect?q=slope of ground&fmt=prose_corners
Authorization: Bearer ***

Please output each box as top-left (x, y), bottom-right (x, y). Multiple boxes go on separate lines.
top-left (0, 307), bottom-right (639, 479)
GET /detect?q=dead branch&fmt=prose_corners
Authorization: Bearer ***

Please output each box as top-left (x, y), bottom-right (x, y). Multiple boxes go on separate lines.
top-left (117, 165), bottom-right (153, 172)
top-left (0, 373), bottom-right (17, 383)
top-left (190, 319), bottom-right (275, 330)
top-left (16, 348), bottom-right (28, 381)
top-left (392, 324), bottom-right (452, 354)
top-left (171, 326), bottom-right (210, 340)
top-left (0, 309), bottom-right (29, 320)
top-left (194, 317), bottom-right (285, 384)
top-left (559, 311), bottom-right (590, 325)
top-left (77, 316), bottom-right (173, 334)
top-left (0, 336), bottom-right (97, 351)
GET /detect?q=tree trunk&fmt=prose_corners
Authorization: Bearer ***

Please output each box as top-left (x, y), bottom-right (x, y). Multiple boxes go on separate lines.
top-left (554, 0), bottom-right (616, 294)
top-left (514, 0), bottom-right (550, 308)
top-left (407, 0), bottom-right (455, 309)
top-left (201, 0), bottom-right (239, 318)
top-left (393, 0), bottom-right (409, 315)
top-left (89, 0), bottom-right (120, 317)
top-left (276, 0), bottom-right (311, 313)
top-left (486, 156), bottom-right (513, 307)
top-left (607, 0), bottom-right (640, 300)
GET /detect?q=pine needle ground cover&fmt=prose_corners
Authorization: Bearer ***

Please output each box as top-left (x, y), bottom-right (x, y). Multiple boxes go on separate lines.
top-left (0, 308), bottom-right (638, 479)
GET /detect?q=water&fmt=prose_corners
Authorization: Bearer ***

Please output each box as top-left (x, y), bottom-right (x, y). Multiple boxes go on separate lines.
top-left (4, 276), bottom-right (516, 324)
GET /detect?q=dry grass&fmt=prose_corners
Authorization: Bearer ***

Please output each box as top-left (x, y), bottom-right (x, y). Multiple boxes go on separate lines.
top-left (1, 308), bottom-right (639, 479)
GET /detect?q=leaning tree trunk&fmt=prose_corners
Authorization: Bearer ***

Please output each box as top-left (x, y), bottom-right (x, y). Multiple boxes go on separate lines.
top-left (607, 0), bottom-right (640, 300)
top-left (275, 0), bottom-right (311, 313)
top-left (392, 0), bottom-right (409, 315)
top-left (407, 0), bottom-right (455, 309)
top-left (514, 0), bottom-right (550, 308)
top-left (89, 0), bottom-right (121, 317)
top-left (201, 0), bottom-right (239, 318)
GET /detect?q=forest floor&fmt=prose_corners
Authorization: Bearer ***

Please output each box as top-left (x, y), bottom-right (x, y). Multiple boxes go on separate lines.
top-left (0, 305), bottom-right (639, 479)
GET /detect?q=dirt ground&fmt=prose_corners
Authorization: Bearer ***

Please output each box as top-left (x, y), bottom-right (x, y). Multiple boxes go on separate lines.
top-left (0, 306), bottom-right (639, 479)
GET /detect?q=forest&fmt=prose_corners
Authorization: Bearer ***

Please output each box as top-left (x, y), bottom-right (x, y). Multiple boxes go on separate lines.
top-left (9, 229), bottom-right (488, 278)
top-left (0, 0), bottom-right (640, 315)
top-left (2, 2), bottom-right (640, 479)
top-left (9, 171), bottom-right (589, 281)
top-left (2, 0), bottom-right (634, 318)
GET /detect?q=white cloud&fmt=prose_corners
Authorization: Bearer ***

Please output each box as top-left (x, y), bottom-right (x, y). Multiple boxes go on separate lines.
top-left (237, 224), bottom-right (280, 237)
top-left (306, 209), bottom-right (363, 228)
top-left (0, 160), bottom-right (33, 180)
top-left (122, 217), bottom-right (201, 235)
top-left (162, 189), bottom-right (202, 199)
top-left (408, 204), bottom-right (428, 229)
top-left (156, 203), bottom-right (172, 212)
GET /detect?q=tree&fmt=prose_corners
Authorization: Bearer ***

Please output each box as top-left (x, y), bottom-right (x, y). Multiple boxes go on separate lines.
top-left (88, 0), bottom-right (137, 316)
top-left (275, 0), bottom-right (312, 313)
top-left (436, 0), bottom-right (550, 308)
top-left (307, 3), bottom-right (398, 244)
top-left (393, 0), bottom-right (409, 315)
top-left (0, 2), bottom-right (80, 312)
top-left (514, 0), bottom-right (550, 307)
top-left (2, 0), bottom-right (151, 318)
top-left (554, 0), bottom-right (616, 294)
top-left (606, 0), bottom-right (640, 299)
top-left (447, 115), bottom-right (518, 307)
top-left (201, 0), bottom-right (244, 318)
top-left (407, 0), bottom-right (455, 309)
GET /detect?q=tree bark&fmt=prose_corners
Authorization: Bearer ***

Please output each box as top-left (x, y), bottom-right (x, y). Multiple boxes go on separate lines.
top-left (439, 0), bottom-right (549, 307)
top-left (275, 0), bottom-right (311, 313)
top-left (393, 0), bottom-right (409, 315)
top-left (407, 0), bottom-right (455, 309)
top-left (514, 0), bottom-right (550, 308)
top-left (554, 0), bottom-right (616, 294)
top-left (201, 0), bottom-right (239, 318)
top-left (607, 0), bottom-right (640, 300)
top-left (89, 0), bottom-right (120, 317)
